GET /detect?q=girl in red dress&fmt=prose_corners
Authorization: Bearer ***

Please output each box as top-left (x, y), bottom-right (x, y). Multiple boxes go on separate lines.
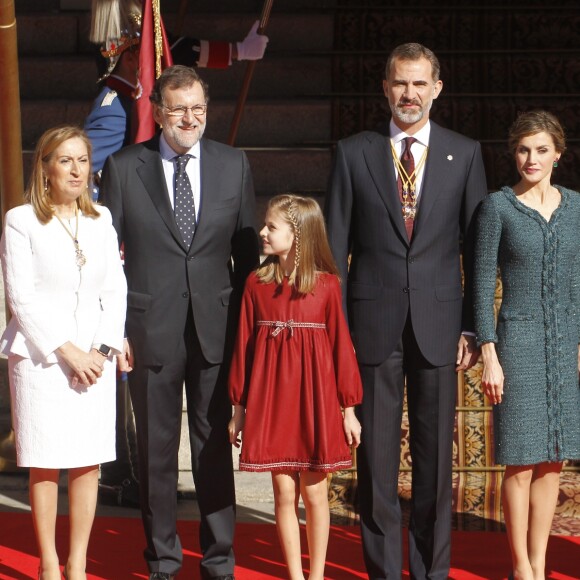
top-left (228, 194), bottom-right (363, 580)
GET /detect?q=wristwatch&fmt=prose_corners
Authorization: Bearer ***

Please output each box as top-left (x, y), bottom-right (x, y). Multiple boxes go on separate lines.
top-left (95, 344), bottom-right (111, 357)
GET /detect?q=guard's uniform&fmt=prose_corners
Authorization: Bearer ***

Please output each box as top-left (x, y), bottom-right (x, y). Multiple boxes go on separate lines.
top-left (85, 75), bottom-right (134, 180)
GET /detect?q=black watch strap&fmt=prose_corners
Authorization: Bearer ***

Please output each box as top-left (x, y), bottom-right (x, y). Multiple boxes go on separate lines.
top-left (96, 344), bottom-right (111, 357)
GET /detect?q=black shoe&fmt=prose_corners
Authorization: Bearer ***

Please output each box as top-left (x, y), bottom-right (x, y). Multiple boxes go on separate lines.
top-left (98, 477), bottom-right (140, 508)
top-left (149, 574), bottom-right (175, 580)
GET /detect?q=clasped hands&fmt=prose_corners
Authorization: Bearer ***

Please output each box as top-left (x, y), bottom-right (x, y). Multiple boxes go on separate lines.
top-left (58, 342), bottom-right (107, 388)
top-left (59, 338), bottom-right (134, 387)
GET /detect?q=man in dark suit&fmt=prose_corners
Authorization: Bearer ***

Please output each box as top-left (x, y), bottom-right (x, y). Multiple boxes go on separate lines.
top-left (100, 65), bottom-right (259, 580)
top-left (325, 43), bottom-right (487, 579)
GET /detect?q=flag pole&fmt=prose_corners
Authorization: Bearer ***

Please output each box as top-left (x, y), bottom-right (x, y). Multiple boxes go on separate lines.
top-left (0, 0), bottom-right (23, 472)
top-left (0, 0), bottom-right (24, 215)
top-left (227, 0), bottom-right (274, 146)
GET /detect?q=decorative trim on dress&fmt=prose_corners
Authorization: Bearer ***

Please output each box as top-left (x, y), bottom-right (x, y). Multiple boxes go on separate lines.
top-left (257, 319), bottom-right (326, 337)
top-left (239, 458), bottom-right (352, 472)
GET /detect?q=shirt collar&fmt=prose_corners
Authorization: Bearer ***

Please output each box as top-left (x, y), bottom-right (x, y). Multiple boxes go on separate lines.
top-left (389, 119), bottom-right (431, 148)
top-left (159, 134), bottom-right (201, 162)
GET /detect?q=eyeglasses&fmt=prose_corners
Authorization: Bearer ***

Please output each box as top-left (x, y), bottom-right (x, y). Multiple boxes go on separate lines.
top-left (161, 104), bottom-right (207, 117)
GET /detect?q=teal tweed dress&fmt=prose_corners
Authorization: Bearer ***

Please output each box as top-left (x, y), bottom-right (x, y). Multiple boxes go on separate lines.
top-left (474, 185), bottom-right (580, 465)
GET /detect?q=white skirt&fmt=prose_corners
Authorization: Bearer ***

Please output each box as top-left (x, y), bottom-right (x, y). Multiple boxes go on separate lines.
top-left (9, 354), bottom-right (116, 468)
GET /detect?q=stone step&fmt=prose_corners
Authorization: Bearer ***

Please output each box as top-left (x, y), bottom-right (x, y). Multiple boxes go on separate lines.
top-left (20, 99), bottom-right (331, 149)
top-left (333, 7), bottom-right (579, 52)
top-left (16, 12), bottom-right (333, 56)
top-left (21, 147), bottom-right (331, 197)
top-left (18, 55), bottom-right (331, 100)
top-left (21, 139), bottom-right (580, 200)
top-left (16, 0), bottom-right (337, 14)
top-left (246, 148), bottom-right (330, 197)
top-left (334, 94), bottom-right (580, 142)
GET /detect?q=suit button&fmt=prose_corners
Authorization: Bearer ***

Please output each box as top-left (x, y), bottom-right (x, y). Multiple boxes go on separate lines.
top-left (408, 256), bottom-right (415, 263)
top-left (403, 287), bottom-right (409, 293)
top-left (187, 255), bottom-right (195, 261)
top-left (182, 291), bottom-right (189, 298)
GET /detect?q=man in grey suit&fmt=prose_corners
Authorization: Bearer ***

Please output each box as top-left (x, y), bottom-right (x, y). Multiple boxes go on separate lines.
top-left (325, 43), bottom-right (487, 579)
top-left (100, 65), bottom-right (259, 580)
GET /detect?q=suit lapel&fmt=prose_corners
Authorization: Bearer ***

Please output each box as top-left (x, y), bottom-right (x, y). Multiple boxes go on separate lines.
top-left (364, 133), bottom-right (409, 244)
top-left (136, 138), bottom-right (188, 251)
top-left (413, 123), bottom-right (450, 238)
top-left (191, 139), bottom-right (226, 249)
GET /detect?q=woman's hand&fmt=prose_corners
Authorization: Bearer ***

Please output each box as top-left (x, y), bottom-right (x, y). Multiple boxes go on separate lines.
top-left (480, 342), bottom-right (504, 404)
top-left (343, 406), bottom-right (362, 448)
top-left (57, 341), bottom-right (104, 387)
top-left (228, 405), bottom-right (245, 448)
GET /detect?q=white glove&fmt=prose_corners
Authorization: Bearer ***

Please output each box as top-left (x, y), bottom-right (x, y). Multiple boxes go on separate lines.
top-left (236, 20), bottom-right (269, 61)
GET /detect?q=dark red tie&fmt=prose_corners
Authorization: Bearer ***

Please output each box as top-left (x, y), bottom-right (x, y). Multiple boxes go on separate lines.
top-left (397, 136), bottom-right (416, 240)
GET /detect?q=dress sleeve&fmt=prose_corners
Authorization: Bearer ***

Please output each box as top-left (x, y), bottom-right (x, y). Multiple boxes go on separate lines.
top-left (228, 275), bottom-right (256, 406)
top-left (169, 34), bottom-right (231, 69)
top-left (473, 194), bottom-right (502, 346)
top-left (91, 207), bottom-right (127, 354)
top-left (325, 275), bottom-right (363, 408)
top-left (570, 219), bottom-right (580, 345)
top-left (0, 210), bottom-right (71, 358)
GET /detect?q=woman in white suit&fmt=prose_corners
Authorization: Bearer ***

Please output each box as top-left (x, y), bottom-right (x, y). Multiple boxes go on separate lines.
top-left (0, 125), bottom-right (127, 580)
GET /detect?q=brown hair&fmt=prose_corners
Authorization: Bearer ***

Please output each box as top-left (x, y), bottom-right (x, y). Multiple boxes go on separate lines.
top-left (256, 194), bottom-right (340, 294)
top-left (149, 64), bottom-right (210, 107)
top-left (26, 125), bottom-right (99, 224)
top-left (507, 110), bottom-right (566, 156)
top-left (385, 42), bottom-right (441, 82)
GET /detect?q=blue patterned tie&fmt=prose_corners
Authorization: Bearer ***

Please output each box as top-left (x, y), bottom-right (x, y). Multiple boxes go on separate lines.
top-left (174, 154), bottom-right (196, 248)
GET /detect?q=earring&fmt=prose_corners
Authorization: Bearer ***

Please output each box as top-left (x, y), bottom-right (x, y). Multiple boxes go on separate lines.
top-left (44, 177), bottom-right (48, 191)
top-left (553, 160), bottom-right (559, 168)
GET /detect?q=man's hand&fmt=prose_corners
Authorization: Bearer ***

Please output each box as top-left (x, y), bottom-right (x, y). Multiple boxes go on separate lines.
top-left (117, 338), bottom-right (134, 373)
top-left (456, 334), bottom-right (479, 371)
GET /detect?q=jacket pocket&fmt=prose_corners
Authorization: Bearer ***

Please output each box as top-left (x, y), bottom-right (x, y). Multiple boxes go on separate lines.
top-left (127, 290), bottom-right (152, 312)
top-left (498, 312), bottom-right (537, 347)
top-left (435, 284), bottom-right (462, 302)
top-left (220, 287), bottom-right (233, 306)
top-left (348, 282), bottom-right (381, 300)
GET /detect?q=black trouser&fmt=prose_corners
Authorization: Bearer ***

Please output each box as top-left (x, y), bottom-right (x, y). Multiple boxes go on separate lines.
top-left (357, 316), bottom-right (457, 580)
top-left (129, 310), bottom-right (236, 579)
top-left (100, 374), bottom-right (139, 485)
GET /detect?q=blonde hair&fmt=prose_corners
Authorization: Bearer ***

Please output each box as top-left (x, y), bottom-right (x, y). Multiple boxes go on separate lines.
top-left (257, 194), bottom-right (340, 294)
top-left (26, 125), bottom-right (99, 224)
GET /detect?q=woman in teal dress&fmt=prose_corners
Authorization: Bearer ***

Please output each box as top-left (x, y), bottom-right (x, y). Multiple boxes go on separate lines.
top-left (474, 111), bottom-right (580, 580)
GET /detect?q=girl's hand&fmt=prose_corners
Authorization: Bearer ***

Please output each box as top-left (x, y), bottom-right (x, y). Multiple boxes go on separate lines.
top-left (57, 341), bottom-right (104, 387)
top-left (343, 406), bottom-right (362, 448)
top-left (480, 342), bottom-right (504, 405)
top-left (228, 405), bottom-right (245, 448)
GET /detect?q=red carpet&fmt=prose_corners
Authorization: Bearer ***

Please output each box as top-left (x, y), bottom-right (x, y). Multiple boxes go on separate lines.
top-left (0, 513), bottom-right (578, 579)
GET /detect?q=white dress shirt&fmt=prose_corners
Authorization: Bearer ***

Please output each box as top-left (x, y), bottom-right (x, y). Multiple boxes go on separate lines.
top-left (159, 134), bottom-right (201, 222)
top-left (390, 119), bottom-right (431, 204)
